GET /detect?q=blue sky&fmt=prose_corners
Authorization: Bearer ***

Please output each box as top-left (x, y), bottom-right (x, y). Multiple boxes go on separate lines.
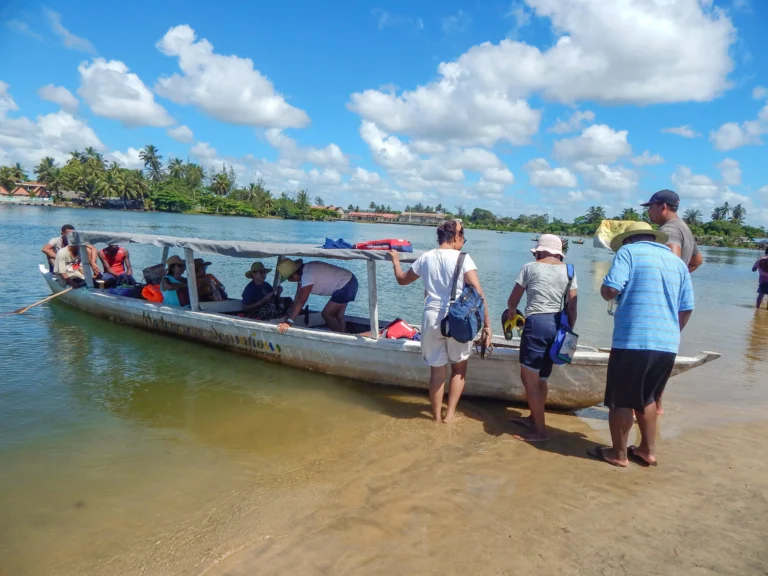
top-left (1, 0), bottom-right (767, 224)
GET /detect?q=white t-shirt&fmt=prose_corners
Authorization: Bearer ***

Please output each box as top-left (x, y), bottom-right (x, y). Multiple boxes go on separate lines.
top-left (300, 261), bottom-right (353, 295)
top-left (410, 249), bottom-right (477, 311)
top-left (54, 248), bottom-right (84, 279)
top-left (48, 236), bottom-right (66, 253)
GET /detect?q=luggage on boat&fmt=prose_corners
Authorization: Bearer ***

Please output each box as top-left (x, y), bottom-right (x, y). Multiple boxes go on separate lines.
top-left (353, 239), bottom-right (413, 252)
top-left (323, 237), bottom-right (353, 249)
top-left (143, 263), bottom-right (166, 285)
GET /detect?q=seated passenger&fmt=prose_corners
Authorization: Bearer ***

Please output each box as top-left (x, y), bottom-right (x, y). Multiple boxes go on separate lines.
top-left (241, 262), bottom-right (290, 320)
top-left (276, 259), bottom-right (358, 333)
top-left (161, 256), bottom-right (190, 307)
top-left (194, 258), bottom-right (227, 301)
top-left (98, 243), bottom-right (136, 288)
top-left (42, 224), bottom-right (101, 277)
top-left (54, 245), bottom-right (86, 288)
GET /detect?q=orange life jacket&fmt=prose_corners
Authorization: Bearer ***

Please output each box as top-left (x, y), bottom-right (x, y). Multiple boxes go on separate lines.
top-left (142, 284), bottom-right (163, 303)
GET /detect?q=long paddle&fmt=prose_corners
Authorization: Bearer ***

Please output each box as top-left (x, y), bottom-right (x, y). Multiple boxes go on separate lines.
top-left (3, 287), bottom-right (73, 316)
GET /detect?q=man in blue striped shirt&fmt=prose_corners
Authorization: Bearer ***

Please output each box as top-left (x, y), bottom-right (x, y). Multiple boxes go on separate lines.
top-left (589, 223), bottom-right (694, 467)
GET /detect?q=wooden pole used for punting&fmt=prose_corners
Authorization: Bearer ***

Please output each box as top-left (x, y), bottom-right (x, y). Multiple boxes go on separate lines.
top-left (184, 248), bottom-right (200, 311)
top-left (367, 260), bottom-right (379, 340)
top-left (78, 245), bottom-right (94, 288)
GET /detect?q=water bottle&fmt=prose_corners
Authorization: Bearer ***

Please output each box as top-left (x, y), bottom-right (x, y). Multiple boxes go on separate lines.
top-left (607, 298), bottom-right (618, 316)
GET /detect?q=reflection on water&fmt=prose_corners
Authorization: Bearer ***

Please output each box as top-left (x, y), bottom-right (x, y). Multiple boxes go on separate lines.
top-left (2, 205), bottom-right (768, 575)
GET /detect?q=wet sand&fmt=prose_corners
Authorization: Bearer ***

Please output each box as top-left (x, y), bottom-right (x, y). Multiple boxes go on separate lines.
top-left (201, 405), bottom-right (768, 576)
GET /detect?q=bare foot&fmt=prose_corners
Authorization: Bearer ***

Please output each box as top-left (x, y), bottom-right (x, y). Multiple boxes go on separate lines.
top-left (587, 446), bottom-right (628, 467)
top-left (510, 416), bottom-right (533, 427)
top-left (513, 431), bottom-right (549, 442)
top-left (442, 414), bottom-right (462, 424)
top-left (628, 445), bottom-right (658, 467)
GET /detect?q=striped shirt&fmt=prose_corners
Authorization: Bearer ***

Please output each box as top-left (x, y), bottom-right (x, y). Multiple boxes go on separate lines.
top-left (603, 242), bottom-right (694, 353)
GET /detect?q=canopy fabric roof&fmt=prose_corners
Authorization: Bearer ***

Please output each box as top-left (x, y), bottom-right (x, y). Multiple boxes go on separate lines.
top-left (69, 230), bottom-right (423, 263)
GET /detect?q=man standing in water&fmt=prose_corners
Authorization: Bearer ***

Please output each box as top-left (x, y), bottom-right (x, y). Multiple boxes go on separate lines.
top-left (753, 248), bottom-right (768, 309)
top-left (642, 189), bottom-right (702, 414)
top-left (591, 223), bottom-right (694, 467)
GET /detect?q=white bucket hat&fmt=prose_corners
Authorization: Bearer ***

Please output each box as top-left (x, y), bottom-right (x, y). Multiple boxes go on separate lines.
top-left (531, 234), bottom-right (564, 258)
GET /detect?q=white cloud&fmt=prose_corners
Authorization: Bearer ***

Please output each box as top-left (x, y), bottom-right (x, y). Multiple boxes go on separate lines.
top-left (5, 20), bottom-right (43, 41)
top-left (581, 164), bottom-right (639, 192)
top-left (753, 86), bottom-right (768, 100)
top-left (505, 2), bottom-right (532, 38)
top-left (372, 9), bottom-right (424, 31)
top-left (662, 125), bottom-right (701, 138)
top-left (78, 58), bottom-right (174, 127)
top-left (717, 158), bottom-right (741, 185)
top-left (671, 165), bottom-right (748, 207)
top-left (108, 147), bottom-right (144, 170)
top-left (359, 121), bottom-right (418, 170)
top-left (757, 185), bottom-right (768, 199)
top-left (549, 110), bottom-right (595, 134)
top-left (0, 85), bottom-right (104, 167)
top-left (524, 158), bottom-right (577, 188)
top-left (567, 189), bottom-right (602, 202)
top-left (156, 25), bottom-right (309, 129)
top-left (554, 124), bottom-right (632, 165)
top-left (352, 167), bottom-right (382, 185)
top-left (265, 129), bottom-right (348, 169)
top-left (709, 119), bottom-right (765, 151)
top-left (166, 125), bottom-right (194, 144)
top-left (631, 150), bottom-right (664, 166)
top-left (190, 141), bottom-right (217, 160)
top-left (37, 85), bottom-right (79, 113)
top-left (482, 166), bottom-right (515, 184)
top-left (442, 10), bottom-right (471, 34)
top-left (45, 10), bottom-right (96, 53)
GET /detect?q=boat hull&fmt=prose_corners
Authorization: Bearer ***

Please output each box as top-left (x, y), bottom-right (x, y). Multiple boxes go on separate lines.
top-left (40, 267), bottom-right (719, 409)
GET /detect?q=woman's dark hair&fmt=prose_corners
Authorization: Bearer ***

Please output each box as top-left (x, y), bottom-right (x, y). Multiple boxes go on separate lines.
top-left (169, 263), bottom-right (185, 275)
top-left (437, 220), bottom-right (462, 244)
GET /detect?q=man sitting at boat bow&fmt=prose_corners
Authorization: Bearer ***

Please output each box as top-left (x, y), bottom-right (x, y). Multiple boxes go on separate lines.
top-left (276, 258), bottom-right (358, 333)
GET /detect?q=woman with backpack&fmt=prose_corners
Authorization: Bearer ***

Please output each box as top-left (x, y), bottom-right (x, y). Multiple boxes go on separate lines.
top-left (505, 234), bottom-right (578, 442)
top-left (389, 220), bottom-right (492, 423)
top-left (753, 247), bottom-right (768, 309)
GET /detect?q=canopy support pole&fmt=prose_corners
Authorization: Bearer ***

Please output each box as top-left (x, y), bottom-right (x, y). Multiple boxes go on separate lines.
top-left (161, 246), bottom-right (169, 266)
top-left (273, 256), bottom-right (284, 288)
top-left (367, 260), bottom-right (379, 340)
top-left (79, 245), bottom-right (94, 288)
top-left (184, 248), bottom-right (200, 311)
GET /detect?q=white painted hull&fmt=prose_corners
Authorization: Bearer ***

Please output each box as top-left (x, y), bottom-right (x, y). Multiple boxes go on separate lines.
top-left (41, 266), bottom-right (720, 409)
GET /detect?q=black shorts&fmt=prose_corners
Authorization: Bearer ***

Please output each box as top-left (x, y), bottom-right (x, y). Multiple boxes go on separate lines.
top-left (758, 282), bottom-right (768, 295)
top-left (604, 349), bottom-right (676, 413)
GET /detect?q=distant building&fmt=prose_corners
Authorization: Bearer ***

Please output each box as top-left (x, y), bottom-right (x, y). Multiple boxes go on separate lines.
top-left (346, 211), bottom-right (399, 223)
top-left (311, 205), bottom-right (345, 215)
top-left (0, 182), bottom-right (53, 204)
top-left (397, 212), bottom-right (447, 226)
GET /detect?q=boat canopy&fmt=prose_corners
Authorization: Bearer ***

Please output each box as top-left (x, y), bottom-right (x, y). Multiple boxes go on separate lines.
top-left (68, 230), bottom-right (423, 263)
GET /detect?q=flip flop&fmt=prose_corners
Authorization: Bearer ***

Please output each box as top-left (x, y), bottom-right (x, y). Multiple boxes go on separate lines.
top-left (512, 433), bottom-right (549, 443)
top-left (586, 446), bottom-right (628, 467)
top-left (628, 446), bottom-right (658, 467)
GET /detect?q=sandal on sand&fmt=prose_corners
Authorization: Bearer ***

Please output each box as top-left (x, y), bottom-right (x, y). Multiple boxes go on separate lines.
top-left (628, 446), bottom-right (658, 467)
top-left (512, 433), bottom-right (549, 443)
top-left (586, 446), bottom-right (628, 467)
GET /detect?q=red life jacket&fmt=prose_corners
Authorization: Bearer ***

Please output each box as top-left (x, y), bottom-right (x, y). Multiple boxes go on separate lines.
top-left (142, 284), bottom-right (163, 303)
top-left (353, 239), bottom-right (413, 251)
top-left (381, 318), bottom-right (418, 340)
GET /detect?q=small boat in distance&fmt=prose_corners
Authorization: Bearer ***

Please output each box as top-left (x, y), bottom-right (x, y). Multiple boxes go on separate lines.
top-left (38, 230), bottom-right (721, 409)
top-left (573, 239), bottom-right (585, 245)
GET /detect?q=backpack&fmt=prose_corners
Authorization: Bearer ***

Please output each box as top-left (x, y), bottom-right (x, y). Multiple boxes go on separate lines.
top-left (440, 253), bottom-right (485, 344)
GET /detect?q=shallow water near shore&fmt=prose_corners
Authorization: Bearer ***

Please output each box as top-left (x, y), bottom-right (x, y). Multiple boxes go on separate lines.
top-left (1, 205), bottom-right (767, 575)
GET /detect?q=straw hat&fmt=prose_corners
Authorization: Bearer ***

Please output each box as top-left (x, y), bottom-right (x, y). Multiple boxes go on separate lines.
top-left (166, 255), bottom-right (185, 267)
top-left (531, 234), bottom-right (564, 258)
top-left (193, 257), bottom-right (212, 268)
top-left (245, 261), bottom-right (272, 278)
top-left (276, 258), bottom-right (302, 280)
top-left (610, 222), bottom-right (668, 252)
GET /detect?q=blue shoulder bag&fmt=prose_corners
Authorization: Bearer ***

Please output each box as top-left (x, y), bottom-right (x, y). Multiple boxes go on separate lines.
top-left (549, 264), bottom-right (579, 365)
top-left (440, 253), bottom-right (485, 344)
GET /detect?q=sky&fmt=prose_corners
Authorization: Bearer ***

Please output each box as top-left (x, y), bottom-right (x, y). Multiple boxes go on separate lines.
top-left (1, 0), bottom-right (768, 225)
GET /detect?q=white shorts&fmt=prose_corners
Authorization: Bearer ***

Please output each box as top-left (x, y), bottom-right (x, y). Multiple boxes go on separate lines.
top-left (420, 308), bottom-right (472, 367)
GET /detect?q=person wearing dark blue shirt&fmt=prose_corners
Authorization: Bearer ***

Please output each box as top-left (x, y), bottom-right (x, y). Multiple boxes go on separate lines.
top-left (242, 262), bottom-right (283, 319)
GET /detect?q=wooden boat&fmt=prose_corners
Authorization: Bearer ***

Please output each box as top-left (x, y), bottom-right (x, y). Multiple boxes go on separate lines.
top-left (573, 239), bottom-right (585, 245)
top-left (39, 230), bottom-right (721, 409)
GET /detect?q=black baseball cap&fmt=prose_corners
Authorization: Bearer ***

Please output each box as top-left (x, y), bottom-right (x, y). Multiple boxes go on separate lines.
top-left (640, 189), bottom-right (679, 207)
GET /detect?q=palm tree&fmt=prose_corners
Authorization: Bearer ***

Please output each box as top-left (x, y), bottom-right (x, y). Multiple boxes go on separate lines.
top-left (711, 206), bottom-right (727, 221)
top-left (369, 201), bottom-right (377, 211)
top-left (721, 202), bottom-right (731, 220)
top-left (682, 209), bottom-right (703, 227)
top-left (211, 171), bottom-right (231, 196)
top-left (47, 167), bottom-right (64, 202)
top-left (621, 207), bottom-right (640, 221)
top-left (10, 162), bottom-right (28, 182)
top-left (69, 150), bottom-right (84, 163)
top-left (731, 204), bottom-right (746, 224)
top-left (35, 157), bottom-right (57, 183)
top-left (585, 205), bottom-right (607, 224)
top-left (168, 158), bottom-right (185, 179)
top-left (296, 189), bottom-right (310, 212)
top-left (315, 196), bottom-right (324, 207)
top-left (127, 170), bottom-right (148, 203)
top-left (139, 145), bottom-right (164, 182)
top-left (96, 169), bottom-right (124, 201)
top-left (0, 166), bottom-right (16, 190)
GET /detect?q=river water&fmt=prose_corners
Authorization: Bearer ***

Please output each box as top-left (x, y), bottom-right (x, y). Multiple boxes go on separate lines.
top-left (1, 205), bottom-right (767, 575)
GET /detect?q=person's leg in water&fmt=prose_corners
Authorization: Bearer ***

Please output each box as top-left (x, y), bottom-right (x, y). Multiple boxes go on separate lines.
top-left (758, 290), bottom-right (766, 310)
top-left (443, 360), bottom-right (468, 423)
top-left (428, 365), bottom-right (448, 422)
top-left (514, 366), bottom-right (549, 441)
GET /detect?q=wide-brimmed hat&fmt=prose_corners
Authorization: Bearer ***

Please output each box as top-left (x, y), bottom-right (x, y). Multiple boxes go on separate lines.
top-left (531, 234), bottom-right (564, 258)
top-left (166, 255), bottom-right (185, 267)
top-left (276, 258), bottom-right (302, 281)
top-left (193, 257), bottom-right (212, 268)
top-left (610, 222), bottom-right (669, 252)
top-left (245, 261), bottom-right (272, 278)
